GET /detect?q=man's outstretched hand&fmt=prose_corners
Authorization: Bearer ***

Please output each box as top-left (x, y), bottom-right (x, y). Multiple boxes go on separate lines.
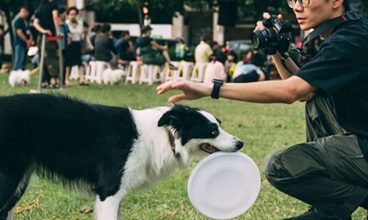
top-left (156, 81), bottom-right (212, 103)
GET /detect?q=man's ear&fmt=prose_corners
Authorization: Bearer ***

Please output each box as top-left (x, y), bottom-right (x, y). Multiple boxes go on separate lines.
top-left (158, 111), bottom-right (179, 127)
top-left (332, 0), bottom-right (344, 9)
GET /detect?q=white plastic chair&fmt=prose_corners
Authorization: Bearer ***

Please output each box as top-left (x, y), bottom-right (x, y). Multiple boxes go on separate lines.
top-left (86, 61), bottom-right (96, 82)
top-left (125, 61), bottom-right (141, 84)
top-left (164, 61), bottom-right (181, 81)
top-left (70, 65), bottom-right (79, 80)
top-left (139, 64), bottom-right (163, 85)
top-left (178, 61), bottom-right (194, 81)
top-left (94, 61), bottom-right (110, 84)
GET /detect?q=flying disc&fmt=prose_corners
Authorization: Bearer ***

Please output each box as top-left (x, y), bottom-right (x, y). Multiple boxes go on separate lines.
top-left (188, 152), bottom-right (261, 220)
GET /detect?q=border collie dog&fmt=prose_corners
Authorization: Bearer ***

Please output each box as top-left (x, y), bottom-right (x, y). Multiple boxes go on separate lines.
top-left (0, 94), bottom-right (243, 220)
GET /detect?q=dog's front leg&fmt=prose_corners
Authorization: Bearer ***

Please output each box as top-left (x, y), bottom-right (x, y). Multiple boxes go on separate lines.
top-left (94, 193), bottom-right (125, 220)
top-left (6, 210), bottom-right (13, 220)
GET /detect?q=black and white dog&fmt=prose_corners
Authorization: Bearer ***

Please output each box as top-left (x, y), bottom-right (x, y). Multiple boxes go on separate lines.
top-left (0, 94), bottom-right (243, 220)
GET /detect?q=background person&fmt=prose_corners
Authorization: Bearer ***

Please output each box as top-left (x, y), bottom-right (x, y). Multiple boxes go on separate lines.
top-left (65, 6), bottom-right (87, 86)
top-left (94, 23), bottom-right (117, 64)
top-left (33, 0), bottom-right (60, 88)
top-left (203, 55), bottom-right (227, 84)
top-left (194, 36), bottom-right (213, 64)
top-left (115, 31), bottom-right (136, 63)
top-left (12, 5), bottom-right (34, 70)
top-left (157, 0), bottom-right (368, 219)
top-left (137, 25), bottom-right (177, 70)
top-left (58, 7), bottom-right (69, 86)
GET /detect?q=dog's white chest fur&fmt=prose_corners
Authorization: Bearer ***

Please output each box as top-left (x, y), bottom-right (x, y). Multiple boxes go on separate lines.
top-left (121, 108), bottom-right (182, 190)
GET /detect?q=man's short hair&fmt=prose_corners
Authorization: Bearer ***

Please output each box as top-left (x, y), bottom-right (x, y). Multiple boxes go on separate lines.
top-left (19, 5), bottom-right (30, 12)
top-left (58, 7), bottom-right (66, 14)
top-left (343, 0), bottom-right (351, 10)
top-left (121, 31), bottom-right (130, 37)
top-left (141, 25), bottom-right (152, 34)
top-left (200, 35), bottom-right (210, 43)
top-left (92, 24), bottom-right (101, 33)
top-left (67, 6), bottom-right (79, 15)
top-left (101, 24), bottom-right (111, 33)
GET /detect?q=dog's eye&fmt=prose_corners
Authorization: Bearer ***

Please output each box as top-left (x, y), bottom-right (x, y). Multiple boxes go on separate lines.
top-left (211, 129), bottom-right (219, 137)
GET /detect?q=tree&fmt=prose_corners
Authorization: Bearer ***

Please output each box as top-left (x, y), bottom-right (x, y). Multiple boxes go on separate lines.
top-left (92, 0), bottom-right (291, 25)
top-left (93, 0), bottom-right (184, 24)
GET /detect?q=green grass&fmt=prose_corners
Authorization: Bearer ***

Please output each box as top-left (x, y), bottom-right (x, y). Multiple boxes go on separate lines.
top-left (0, 73), bottom-right (366, 220)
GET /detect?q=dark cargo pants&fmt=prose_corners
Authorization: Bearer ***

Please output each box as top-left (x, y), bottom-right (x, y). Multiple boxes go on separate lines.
top-left (265, 95), bottom-right (368, 219)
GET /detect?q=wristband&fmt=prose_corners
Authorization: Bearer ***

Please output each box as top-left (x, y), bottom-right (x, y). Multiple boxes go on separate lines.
top-left (211, 79), bottom-right (224, 99)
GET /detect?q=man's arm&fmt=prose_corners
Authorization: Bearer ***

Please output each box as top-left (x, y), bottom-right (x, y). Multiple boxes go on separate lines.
top-left (15, 29), bottom-right (28, 44)
top-left (151, 40), bottom-right (166, 51)
top-left (33, 18), bottom-right (52, 35)
top-left (157, 75), bottom-right (316, 104)
top-left (271, 52), bottom-right (300, 79)
top-left (52, 9), bottom-right (60, 36)
top-left (218, 76), bottom-right (315, 103)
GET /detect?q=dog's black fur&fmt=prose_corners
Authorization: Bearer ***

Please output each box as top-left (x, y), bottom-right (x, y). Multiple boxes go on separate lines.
top-left (0, 94), bottom-right (137, 218)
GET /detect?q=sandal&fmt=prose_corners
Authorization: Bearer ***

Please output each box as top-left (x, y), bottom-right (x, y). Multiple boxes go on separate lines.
top-left (79, 82), bottom-right (89, 86)
top-left (41, 82), bottom-right (48, 88)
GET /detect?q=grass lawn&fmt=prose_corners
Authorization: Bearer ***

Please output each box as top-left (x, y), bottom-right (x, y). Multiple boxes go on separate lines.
top-left (0, 72), bottom-right (366, 220)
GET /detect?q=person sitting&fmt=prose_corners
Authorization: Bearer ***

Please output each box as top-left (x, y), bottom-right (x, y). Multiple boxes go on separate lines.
top-left (115, 31), bottom-right (136, 64)
top-left (203, 55), bottom-right (227, 84)
top-left (232, 61), bottom-right (265, 83)
top-left (94, 23), bottom-right (117, 63)
top-left (136, 25), bottom-right (177, 70)
top-left (224, 50), bottom-right (238, 81)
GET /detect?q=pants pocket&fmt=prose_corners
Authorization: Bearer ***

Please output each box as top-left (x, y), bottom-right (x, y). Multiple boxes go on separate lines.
top-left (279, 143), bottom-right (326, 179)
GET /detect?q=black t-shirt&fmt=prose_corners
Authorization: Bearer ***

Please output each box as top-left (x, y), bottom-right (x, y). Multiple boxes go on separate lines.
top-left (136, 36), bottom-right (153, 48)
top-left (13, 17), bottom-right (29, 46)
top-left (116, 39), bottom-right (135, 60)
top-left (117, 39), bottom-right (129, 53)
top-left (35, 2), bottom-right (58, 36)
top-left (296, 17), bottom-right (368, 154)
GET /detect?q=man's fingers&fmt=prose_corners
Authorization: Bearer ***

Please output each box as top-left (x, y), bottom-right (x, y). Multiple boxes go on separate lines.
top-left (168, 94), bottom-right (185, 103)
top-left (156, 81), bottom-right (174, 94)
top-left (254, 21), bottom-right (265, 32)
top-left (263, 12), bottom-right (271, 19)
top-left (277, 14), bottom-right (283, 20)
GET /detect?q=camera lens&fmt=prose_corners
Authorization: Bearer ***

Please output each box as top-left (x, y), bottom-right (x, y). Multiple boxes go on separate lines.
top-left (252, 28), bottom-right (279, 50)
top-left (252, 29), bottom-right (270, 49)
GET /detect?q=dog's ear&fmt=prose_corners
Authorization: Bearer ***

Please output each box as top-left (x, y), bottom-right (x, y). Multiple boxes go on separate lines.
top-left (158, 111), bottom-right (179, 127)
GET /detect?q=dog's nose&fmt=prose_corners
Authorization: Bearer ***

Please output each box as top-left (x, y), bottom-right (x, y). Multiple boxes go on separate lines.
top-left (235, 140), bottom-right (244, 150)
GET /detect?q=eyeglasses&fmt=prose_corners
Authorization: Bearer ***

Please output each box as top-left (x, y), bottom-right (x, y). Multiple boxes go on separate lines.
top-left (287, 0), bottom-right (311, 8)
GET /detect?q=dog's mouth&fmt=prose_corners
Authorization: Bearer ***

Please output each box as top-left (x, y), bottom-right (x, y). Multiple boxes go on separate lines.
top-left (199, 143), bottom-right (220, 154)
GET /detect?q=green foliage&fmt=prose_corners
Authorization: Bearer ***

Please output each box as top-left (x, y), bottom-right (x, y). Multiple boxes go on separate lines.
top-left (92, 0), bottom-right (291, 24)
top-left (0, 73), bottom-right (366, 219)
top-left (94, 0), bottom-right (184, 23)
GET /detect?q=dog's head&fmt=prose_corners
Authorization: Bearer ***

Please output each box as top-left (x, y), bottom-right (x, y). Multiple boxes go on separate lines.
top-left (158, 105), bottom-right (243, 162)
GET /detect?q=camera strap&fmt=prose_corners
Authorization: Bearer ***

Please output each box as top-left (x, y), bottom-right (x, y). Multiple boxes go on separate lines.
top-left (303, 11), bottom-right (360, 46)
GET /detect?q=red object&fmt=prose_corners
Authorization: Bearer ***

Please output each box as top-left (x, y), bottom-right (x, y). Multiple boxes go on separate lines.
top-left (47, 35), bottom-right (62, 41)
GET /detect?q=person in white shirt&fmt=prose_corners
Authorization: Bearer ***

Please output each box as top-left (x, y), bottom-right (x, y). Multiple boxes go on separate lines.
top-left (65, 6), bottom-right (87, 86)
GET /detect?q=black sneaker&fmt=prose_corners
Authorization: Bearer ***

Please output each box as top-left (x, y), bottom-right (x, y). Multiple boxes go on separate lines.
top-left (168, 63), bottom-right (178, 70)
top-left (284, 207), bottom-right (350, 220)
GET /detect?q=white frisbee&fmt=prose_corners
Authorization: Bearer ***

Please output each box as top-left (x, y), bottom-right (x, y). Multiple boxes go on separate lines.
top-left (188, 152), bottom-right (261, 220)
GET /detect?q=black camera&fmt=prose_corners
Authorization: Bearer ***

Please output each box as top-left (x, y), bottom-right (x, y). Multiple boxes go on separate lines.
top-left (252, 15), bottom-right (293, 55)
